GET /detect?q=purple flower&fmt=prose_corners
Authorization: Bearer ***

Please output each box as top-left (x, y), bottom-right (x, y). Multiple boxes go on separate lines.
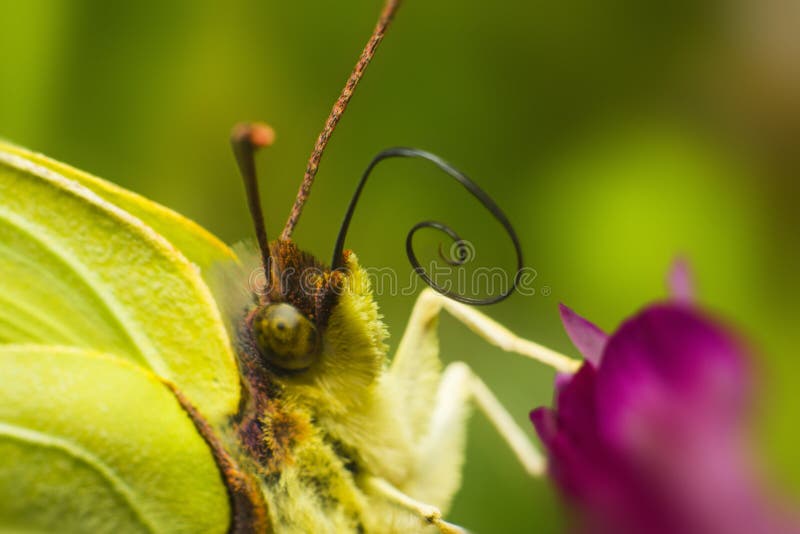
top-left (532, 263), bottom-right (799, 534)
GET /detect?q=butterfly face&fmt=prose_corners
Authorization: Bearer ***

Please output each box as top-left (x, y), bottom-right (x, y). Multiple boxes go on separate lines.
top-left (234, 239), bottom-right (345, 374)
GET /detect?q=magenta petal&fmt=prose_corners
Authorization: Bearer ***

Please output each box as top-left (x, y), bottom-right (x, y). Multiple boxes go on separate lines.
top-left (559, 303), bottom-right (608, 366)
top-left (533, 364), bottom-right (679, 534)
top-left (553, 372), bottom-right (573, 395)
top-left (530, 407), bottom-right (557, 446)
top-left (554, 363), bottom-right (599, 439)
top-left (595, 304), bottom-right (748, 445)
top-left (534, 282), bottom-right (800, 533)
top-left (667, 258), bottom-right (694, 303)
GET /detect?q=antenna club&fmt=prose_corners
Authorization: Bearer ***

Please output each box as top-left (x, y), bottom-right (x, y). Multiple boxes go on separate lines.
top-left (250, 123), bottom-right (276, 148)
top-left (232, 122), bottom-right (276, 149)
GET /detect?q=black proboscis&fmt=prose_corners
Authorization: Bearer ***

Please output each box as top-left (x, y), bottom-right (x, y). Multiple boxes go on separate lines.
top-left (331, 147), bottom-right (524, 305)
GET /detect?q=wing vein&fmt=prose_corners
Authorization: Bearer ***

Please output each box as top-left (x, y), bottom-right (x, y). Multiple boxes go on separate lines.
top-left (0, 421), bottom-right (157, 533)
top-left (0, 208), bottom-right (163, 374)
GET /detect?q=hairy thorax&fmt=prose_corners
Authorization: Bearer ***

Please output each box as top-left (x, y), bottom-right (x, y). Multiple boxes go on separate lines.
top-left (223, 243), bottom-right (422, 532)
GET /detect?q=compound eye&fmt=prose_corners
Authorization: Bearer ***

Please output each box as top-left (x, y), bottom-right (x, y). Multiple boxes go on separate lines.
top-left (253, 303), bottom-right (319, 371)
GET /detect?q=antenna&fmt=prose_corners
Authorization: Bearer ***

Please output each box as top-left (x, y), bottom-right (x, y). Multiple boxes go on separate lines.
top-left (280, 0), bottom-right (402, 240)
top-left (231, 122), bottom-right (275, 276)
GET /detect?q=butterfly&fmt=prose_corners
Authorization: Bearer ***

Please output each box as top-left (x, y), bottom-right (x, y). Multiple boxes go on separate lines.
top-left (0, 1), bottom-right (580, 532)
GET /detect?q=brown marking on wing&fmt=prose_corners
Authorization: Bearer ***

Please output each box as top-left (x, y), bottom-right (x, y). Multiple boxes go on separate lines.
top-left (164, 382), bottom-right (271, 534)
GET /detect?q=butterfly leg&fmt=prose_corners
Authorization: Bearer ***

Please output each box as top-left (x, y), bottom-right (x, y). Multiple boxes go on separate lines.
top-left (387, 289), bottom-right (578, 508)
top-left (389, 288), bottom-right (579, 457)
top-left (424, 361), bottom-right (545, 477)
top-left (378, 361), bottom-right (545, 532)
top-left (392, 288), bottom-right (578, 382)
top-left (389, 289), bottom-right (581, 467)
top-left (364, 476), bottom-right (468, 534)
top-left (424, 288), bottom-right (579, 372)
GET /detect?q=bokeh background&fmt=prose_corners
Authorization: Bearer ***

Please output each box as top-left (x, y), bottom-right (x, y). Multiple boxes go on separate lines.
top-left (2, 0), bottom-right (798, 531)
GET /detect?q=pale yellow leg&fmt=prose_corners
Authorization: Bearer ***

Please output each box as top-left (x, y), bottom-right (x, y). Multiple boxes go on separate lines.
top-left (389, 288), bottom-right (580, 444)
top-left (364, 476), bottom-right (469, 534)
top-left (420, 361), bottom-right (545, 479)
top-left (385, 288), bottom-right (577, 524)
top-left (422, 289), bottom-right (581, 373)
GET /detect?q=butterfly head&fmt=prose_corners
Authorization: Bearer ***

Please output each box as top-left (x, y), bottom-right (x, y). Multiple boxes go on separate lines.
top-left (228, 54), bottom-right (524, 375)
top-left (242, 239), bottom-right (344, 374)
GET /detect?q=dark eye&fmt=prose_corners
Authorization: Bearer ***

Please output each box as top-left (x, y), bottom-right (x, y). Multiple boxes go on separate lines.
top-left (253, 303), bottom-right (319, 371)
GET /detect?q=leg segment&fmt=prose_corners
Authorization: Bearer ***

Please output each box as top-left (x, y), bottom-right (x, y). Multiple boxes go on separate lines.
top-left (384, 289), bottom-right (577, 522)
top-left (389, 288), bottom-right (578, 462)
top-left (417, 361), bottom-right (545, 483)
top-left (364, 476), bottom-right (468, 534)
top-left (425, 289), bottom-right (580, 373)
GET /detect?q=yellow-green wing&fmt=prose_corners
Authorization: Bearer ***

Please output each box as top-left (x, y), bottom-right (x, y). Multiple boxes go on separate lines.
top-left (0, 148), bottom-right (239, 424)
top-left (0, 345), bottom-right (230, 533)
top-left (0, 140), bottom-right (236, 273)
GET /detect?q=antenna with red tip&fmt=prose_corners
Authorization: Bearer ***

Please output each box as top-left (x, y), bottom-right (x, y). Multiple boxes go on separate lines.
top-left (231, 122), bottom-right (276, 276)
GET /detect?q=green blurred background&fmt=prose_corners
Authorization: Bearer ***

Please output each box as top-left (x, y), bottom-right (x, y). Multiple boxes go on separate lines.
top-left (2, 0), bottom-right (798, 531)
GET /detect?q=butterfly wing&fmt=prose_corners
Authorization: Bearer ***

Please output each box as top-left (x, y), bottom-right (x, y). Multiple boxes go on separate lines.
top-left (0, 145), bottom-right (240, 423)
top-left (0, 144), bottom-right (247, 531)
top-left (0, 141), bottom-right (236, 276)
top-left (0, 345), bottom-right (231, 533)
